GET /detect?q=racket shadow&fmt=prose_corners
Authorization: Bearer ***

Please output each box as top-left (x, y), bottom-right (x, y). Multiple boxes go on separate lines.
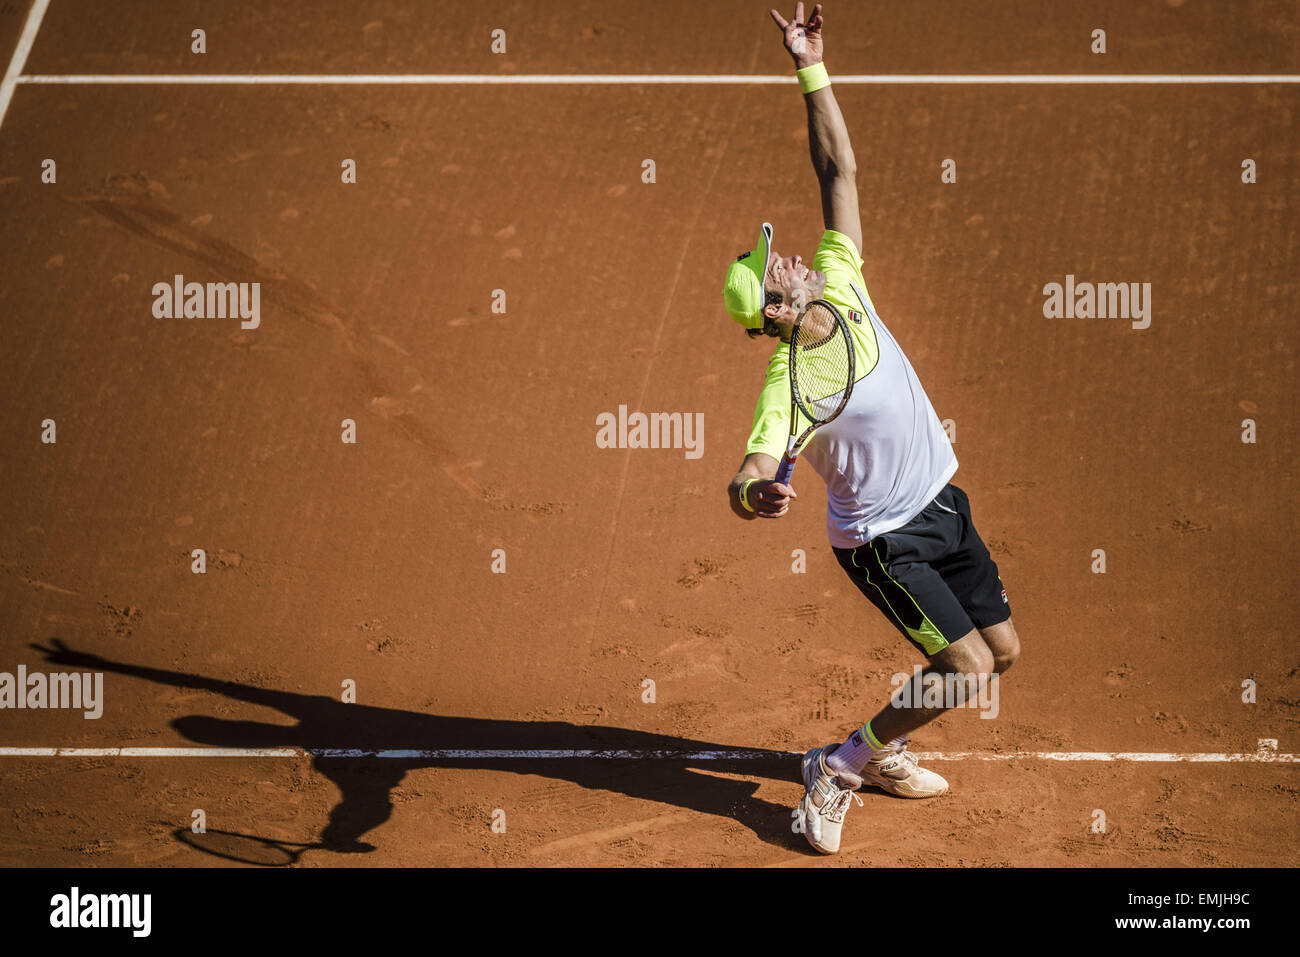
top-left (175, 828), bottom-right (325, 867)
top-left (32, 639), bottom-right (812, 861)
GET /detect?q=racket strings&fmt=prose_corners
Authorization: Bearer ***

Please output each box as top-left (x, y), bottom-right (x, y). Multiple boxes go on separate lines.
top-left (791, 302), bottom-right (853, 421)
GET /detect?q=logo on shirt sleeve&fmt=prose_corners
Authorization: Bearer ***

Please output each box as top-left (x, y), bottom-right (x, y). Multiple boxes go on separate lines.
top-left (847, 310), bottom-right (864, 324)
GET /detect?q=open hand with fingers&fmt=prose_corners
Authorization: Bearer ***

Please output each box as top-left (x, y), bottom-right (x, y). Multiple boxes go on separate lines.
top-left (770, 2), bottom-right (825, 69)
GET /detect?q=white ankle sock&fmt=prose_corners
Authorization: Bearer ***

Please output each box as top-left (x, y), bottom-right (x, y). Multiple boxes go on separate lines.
top-left (825, 722), bottom-right (896, 776)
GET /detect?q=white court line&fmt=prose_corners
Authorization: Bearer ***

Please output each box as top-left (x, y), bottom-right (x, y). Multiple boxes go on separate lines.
top-left (5, 69), bottom-right (1294, 129)
top-left (0, 747), bottom-right (1294, 762)
top-left (0, 747), bottom-right (299, 757)
top-left (0, 0), bottom-right (51, 127)
top-left (12, 73), bottom-right (1300, 86)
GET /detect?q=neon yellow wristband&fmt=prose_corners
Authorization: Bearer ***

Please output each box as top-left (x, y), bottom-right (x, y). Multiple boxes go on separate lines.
top-left (739, 479), bottom-right (758, 513)
top-left (797, 61), bottom-right (830, 94)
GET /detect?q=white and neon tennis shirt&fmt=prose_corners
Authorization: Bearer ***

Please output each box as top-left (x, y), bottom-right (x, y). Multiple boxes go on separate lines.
top-left (745, 229), bottom-right (957, 548)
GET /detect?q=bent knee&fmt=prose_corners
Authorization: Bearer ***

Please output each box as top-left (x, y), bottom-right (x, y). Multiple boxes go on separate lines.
top-left (993, 636), bottom-right (1021, 674)
top-left (936, 636), bottom-right (995, 680)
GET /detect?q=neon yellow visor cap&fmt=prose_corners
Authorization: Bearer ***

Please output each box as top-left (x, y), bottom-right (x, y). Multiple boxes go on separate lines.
top-left (722, 222), bottom-right (774, 331)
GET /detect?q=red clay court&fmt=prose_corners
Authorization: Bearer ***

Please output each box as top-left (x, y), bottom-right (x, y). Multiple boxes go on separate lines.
top-left (0, 0), bottom-right (1296, 867)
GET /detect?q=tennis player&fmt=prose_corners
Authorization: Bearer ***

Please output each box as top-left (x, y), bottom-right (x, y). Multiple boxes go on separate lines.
top-left (722, 3), bottom-right (1021, 854)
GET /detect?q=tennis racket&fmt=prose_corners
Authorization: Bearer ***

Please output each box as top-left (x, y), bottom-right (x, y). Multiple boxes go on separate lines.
top-left (773, 299), bottom-right (856, 486)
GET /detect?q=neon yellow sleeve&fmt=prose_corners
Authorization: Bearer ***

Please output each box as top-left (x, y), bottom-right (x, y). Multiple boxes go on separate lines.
top-left (813, 229), bottom-right (867, 297)
top-left (745, 350), bottom-right (792, 460)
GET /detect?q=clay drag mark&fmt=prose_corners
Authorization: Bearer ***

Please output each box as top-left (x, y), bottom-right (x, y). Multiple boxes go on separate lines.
top-left (77, 181), bottom-right (484, 500)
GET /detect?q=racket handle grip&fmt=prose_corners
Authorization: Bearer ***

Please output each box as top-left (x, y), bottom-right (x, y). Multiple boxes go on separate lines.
top-left (774, 455), bottom-right (796, 486)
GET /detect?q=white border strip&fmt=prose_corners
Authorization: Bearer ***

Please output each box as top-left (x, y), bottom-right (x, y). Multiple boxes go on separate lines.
top-left (0, 747), bottom-right (1294, 763)
top-left (0, 0), bottom-right (51, 126)
top-left (12, 73), bottom-right (1300, 86)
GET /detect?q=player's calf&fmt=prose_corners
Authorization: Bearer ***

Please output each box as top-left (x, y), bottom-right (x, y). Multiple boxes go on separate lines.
top-left (818, 631), bottom-right (998, 801)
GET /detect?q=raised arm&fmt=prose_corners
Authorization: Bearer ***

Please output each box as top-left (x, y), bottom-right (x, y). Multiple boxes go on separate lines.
top-left (770, 3), bottom-right (863, 253)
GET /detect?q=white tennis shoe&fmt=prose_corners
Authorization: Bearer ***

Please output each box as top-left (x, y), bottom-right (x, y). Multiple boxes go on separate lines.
top-left (861, 735), bottom-right (949, 798)
top-left (794, 744), bottom-right (864, 855)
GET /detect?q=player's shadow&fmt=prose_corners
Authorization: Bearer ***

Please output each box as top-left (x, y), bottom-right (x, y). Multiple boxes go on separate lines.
top-left (32, 639), bottom-right (805, 862)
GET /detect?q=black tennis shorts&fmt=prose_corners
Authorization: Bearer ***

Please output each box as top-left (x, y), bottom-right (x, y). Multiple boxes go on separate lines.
top-left (833, 483), bottom-right (1010, 658)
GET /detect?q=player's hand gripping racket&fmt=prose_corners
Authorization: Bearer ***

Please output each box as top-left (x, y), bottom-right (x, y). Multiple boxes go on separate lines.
top-left (773, 299), bottom-right (856, 486)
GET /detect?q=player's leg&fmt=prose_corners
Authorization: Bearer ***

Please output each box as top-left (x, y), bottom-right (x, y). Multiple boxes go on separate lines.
top-left (820, 500), bottom-right (989, 798)
top-left (980, 618), bottom-right (1020, 674)
top-left (934, 483), bottom-right (1020, 674)
top-left (794, 496), bottom-right (976, 852)
top-left (866, 626), bottom-right (995, 743)
top-left (815, 625), bottom-right (992, 802)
